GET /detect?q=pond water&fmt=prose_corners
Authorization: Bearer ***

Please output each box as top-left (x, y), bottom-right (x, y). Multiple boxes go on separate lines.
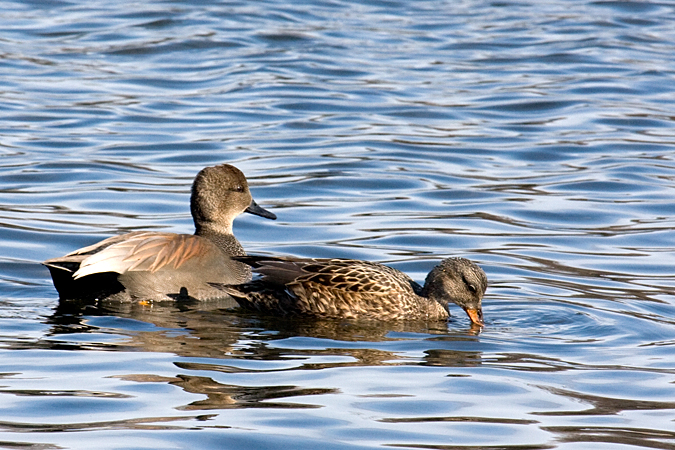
top-left (1, 0), bottom-right (675, 448)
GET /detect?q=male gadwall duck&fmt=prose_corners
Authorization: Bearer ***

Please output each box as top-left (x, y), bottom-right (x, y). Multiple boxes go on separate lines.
top-left (43, 164), bottom-right (276, 302)
top-left (211, 256), bottom-right (487, 325)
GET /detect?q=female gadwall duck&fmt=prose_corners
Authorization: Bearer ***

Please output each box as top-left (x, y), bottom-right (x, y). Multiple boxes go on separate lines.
top-left (43, 164), bottom-right (276, 302)
top-left (211, 256), bottom-right (487, 325)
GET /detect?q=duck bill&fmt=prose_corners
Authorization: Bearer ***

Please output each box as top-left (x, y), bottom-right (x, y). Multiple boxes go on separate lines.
top-left (245, 199), bottom-right (276, 220)
top-left (464, 307), bottom-right (484, 326)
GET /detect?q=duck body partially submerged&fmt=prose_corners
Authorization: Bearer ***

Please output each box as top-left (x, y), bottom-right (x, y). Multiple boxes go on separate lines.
top-left (43, 164), bottom-right (276, 302)
top-left (211, 256), bottom-right (487, 325)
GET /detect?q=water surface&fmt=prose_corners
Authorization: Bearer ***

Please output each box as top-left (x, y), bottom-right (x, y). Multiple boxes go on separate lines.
top-left (1, 0), bottom-right (675, 449)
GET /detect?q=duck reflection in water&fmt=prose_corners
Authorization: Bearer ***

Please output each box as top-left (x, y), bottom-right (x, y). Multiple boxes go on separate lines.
top-left (45, 298), bottom-right (484, 411)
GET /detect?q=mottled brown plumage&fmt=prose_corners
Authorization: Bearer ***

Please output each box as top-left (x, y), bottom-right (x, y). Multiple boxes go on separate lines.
top-left (211, 256), bottom-right (487, 325)
top-left (43, 164), bottom-right (276, 302)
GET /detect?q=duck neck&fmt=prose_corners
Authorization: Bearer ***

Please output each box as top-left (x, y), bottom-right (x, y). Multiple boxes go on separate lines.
top-left (194, 222), bottom-right (246, 256)
top-left (420, 282), bottom-right (450, 319)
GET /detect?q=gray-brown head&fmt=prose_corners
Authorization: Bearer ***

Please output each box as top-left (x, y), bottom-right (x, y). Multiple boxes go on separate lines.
top-left (421, 257), bottom-right (487, 326)
top-left (190, 164), bottom-right (276, 233)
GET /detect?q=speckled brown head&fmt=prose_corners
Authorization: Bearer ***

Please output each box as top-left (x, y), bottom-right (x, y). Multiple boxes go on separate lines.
top-left (422, 257), bottom-right (488, 326)
top-left (190, 164), bottom-right (276, 234)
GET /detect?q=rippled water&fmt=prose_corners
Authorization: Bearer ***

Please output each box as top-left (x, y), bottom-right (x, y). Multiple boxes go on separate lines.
top-left (1, 0), bottom-right (675, 448)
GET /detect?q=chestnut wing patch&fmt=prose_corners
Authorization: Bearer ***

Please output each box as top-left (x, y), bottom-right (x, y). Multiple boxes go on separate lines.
top-left (73, 232), bottom-right (216, 279)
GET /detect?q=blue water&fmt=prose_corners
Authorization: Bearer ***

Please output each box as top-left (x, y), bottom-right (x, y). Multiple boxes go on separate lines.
top-left (1, 0), bottom-right (675, 448)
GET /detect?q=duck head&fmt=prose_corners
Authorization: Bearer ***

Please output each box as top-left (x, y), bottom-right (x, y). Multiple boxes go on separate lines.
top-left (422, 257), bottom-right (487, 326)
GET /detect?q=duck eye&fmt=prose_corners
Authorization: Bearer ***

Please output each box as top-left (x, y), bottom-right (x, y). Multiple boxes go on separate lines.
top-left (462, 275), bottom-right (477, 293)
top-left (234, 185), bottom-right (244, 193)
